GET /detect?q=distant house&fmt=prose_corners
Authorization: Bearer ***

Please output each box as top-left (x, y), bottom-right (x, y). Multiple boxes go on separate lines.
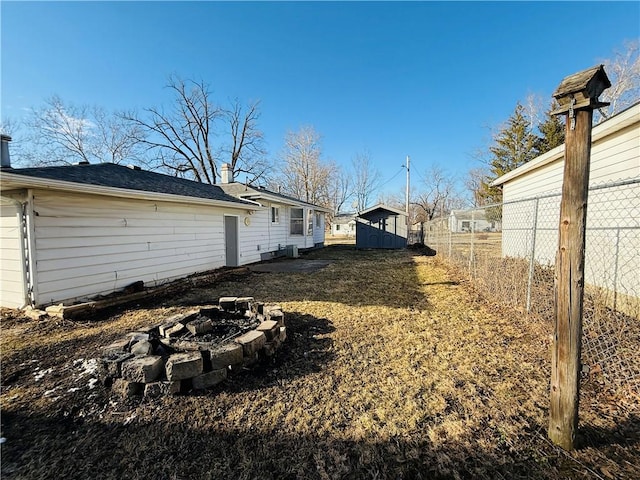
top-left (0, 153), bottom-right (328, 309)
top-left (448, 209), bottom-right (498, 233)
top-left (355, 204), bottom-right (408, 249)
top-left (492, 101), bottom-right (639, 299)
top-left (330, 213), bottom-right (356, 237)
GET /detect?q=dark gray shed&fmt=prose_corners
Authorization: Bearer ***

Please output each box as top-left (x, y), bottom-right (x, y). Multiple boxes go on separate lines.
top-left (355, 204), bottom-right (408, 249)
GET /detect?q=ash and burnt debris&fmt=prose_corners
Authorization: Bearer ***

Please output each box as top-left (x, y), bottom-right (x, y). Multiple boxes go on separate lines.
top-left (97, 297), bottom-right (286, 398)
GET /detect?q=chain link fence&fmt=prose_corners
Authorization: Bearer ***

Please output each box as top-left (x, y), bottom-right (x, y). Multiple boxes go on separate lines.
top-left (411, 177), bottom-right (640, 392)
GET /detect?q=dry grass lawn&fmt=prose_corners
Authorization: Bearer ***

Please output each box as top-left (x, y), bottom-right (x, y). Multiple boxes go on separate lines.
top-left (1, 246), bottom-right (638, 479)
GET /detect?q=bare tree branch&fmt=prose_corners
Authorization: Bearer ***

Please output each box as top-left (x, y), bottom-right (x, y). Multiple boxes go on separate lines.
top-left (351, 149), bottom-right (382, 212)
top-left (121, 76), bottom-right (222, 183)
top-left (223, 99), bottom-right (269, 184)
top-left (277, 126), bottom-right (335, 207)
top-left (412, 166), bottom-right (455, 222)
top-left (22, 96), bottom-right (144, 166)
top-left (597, 39), bottom-right (640, 123)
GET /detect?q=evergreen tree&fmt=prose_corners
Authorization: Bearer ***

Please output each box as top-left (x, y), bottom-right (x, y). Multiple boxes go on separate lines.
top-left (536, 102), bottom-right (565, 154)
top-left (479, 103), bottom-right (539, 206)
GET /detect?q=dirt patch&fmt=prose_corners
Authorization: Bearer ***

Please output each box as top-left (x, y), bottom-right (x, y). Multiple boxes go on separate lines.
top-left (1, 246), bottom-right (638, 480)
top-left (248, 258), bottom-right (333, 273)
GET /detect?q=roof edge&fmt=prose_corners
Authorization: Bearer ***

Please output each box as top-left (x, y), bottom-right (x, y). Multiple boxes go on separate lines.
top-left (358, 203), bottom-right (408, 217)
top-left (492, 102), bottom-right (640, 187)
top-left (0, 172), bottom-right (262, 210)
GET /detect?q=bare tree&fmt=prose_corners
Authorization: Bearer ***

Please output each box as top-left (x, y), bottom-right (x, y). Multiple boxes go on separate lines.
top-left (93, 107), bottom-right (148, 166)
top-left (0, 118), bottom-right (33, 167)
top-left (523, 91), bottom-right (545, 133)
top-left (597, 39), bottom-right (640, 123)
top-left (411, 166), bottom-right (455, 222)
top-left (351, 149), bottom-right (382, 212)
top-left (124, 77), bottom-right (269, 184)
top-left (22, 96), bottom-right (144, 167)
top-left (327, 166), bottom-right (352, 214)
top-left (224, 98), bottom-right (270, 184)
top-left (28, 95), bottom-right (93, 165)
top-left (465, 167), bottom-right (491, 207)
top-left (595, 39), bottom-right (640, 123)
top-left (123, 76), bottom-right (222, 183)
top-left (278, 125), bottom-right (335, 206)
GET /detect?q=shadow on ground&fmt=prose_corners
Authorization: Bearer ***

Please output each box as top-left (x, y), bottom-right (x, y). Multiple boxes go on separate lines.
top-left (170, 246), bottom-right (435, 310)
top-left (4, 405), bottom-right (637, 480)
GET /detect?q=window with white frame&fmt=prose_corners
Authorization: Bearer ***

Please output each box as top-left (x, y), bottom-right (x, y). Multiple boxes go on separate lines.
top-left (271, 206), bottom-right (280, 224)
top-left (315, 212), bottom-right (321, 228)
top-left (290, 208), bottom-right (304, 235)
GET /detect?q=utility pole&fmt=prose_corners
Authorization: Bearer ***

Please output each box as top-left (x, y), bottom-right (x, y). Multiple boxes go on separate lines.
top-left (405, 155), bottom-right (410, 215)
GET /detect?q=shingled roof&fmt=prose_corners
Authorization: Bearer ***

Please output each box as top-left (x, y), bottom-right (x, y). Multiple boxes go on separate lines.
top-left (1, 163), bottom-right (252, 206)
top-left (219, 182), bottom-right (332, 212)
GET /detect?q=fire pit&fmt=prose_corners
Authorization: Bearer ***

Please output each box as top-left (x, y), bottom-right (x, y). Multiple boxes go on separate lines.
top-left (97, 297), bottom-right (286, 397)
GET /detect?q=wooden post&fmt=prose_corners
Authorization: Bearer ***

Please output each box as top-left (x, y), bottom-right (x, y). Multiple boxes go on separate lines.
top-left (548, 65), bottom-right (610, 451)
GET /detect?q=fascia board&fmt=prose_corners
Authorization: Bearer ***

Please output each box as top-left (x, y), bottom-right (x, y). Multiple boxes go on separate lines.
top-left (238, 192), bottom-right (332, 212)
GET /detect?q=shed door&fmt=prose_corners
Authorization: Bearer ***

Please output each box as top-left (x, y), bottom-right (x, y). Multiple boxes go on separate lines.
top-left (224, 216), bottom-right (239, 267)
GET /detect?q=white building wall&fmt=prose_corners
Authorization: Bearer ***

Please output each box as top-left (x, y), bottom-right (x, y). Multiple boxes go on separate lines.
top-left (265, 203), bottom-right (290, 251)
top-left (240, 203), bottom-right (325, 256)
top-left (331, 220), bottom-right (356, 236)
top-left (313, 212), bottom-right (325, 245)
top-left (501, 109), bottom-right (640, 299)
top-left (31, 190), bottom-right (235, 306)
top-left (0, 197), bottom-right (27, 308)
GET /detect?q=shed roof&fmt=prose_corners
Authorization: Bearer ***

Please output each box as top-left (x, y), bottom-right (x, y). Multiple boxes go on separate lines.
top-left (357, 203), bottom-right (408, 219)
top-left (0, 163), bottom-right (256, 208)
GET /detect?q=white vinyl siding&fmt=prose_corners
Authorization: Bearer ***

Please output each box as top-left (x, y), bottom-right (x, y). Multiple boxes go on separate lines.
top-left (500, 106), bottom-right (640, 299)
top-left (306, 209), bottom-right (314, 236)
top-left (31, 190), bottom-right (232, 306)
top-left (0, 198), bottom-right (27, 308)
top-left (237, 211), bottom-right (268, 265)
top-left (313, 212), bottom-right (325, 245)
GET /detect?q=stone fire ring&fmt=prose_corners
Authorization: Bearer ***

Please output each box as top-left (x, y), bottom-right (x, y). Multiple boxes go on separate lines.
top-left (97, 297), bottom-right (286, 398)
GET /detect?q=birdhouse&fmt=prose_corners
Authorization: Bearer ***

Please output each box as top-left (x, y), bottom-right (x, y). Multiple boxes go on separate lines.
top-left (551, 64), bottom-right (611, 116)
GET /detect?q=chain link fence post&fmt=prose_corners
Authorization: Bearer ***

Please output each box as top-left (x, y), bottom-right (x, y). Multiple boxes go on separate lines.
top-left (526, 198), bottom-right (540, 313)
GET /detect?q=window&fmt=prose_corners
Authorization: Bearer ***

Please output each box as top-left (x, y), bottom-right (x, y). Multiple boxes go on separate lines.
top-left (290, 208), bottom-right (304, 235)
top-left (271, 206), bottom-right (279, 224)
top-left (336, 224), bottom-right (341, 231)
top-left (315, 212), bottom-right (321, 228)
top-left (307, 209), bottom-right (313, 236)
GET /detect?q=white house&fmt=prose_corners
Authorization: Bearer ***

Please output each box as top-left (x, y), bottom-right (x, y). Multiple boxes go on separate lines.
top-left (330, 213), bottom-right (356, 237)
top-left (218, 165), bottom-right (330, 259)
top-left (448, 209), bottom-right (498, 233)
top-left (0, 153), bottom-right (328, 309)
top-left (492, 102), bottom-right (639, 301)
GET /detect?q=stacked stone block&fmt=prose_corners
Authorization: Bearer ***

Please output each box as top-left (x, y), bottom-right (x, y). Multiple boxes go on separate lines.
top-left (97, 297), bottom-right (286, 398)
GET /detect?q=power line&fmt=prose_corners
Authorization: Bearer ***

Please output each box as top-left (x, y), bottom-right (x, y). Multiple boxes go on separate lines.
top-left (378, 166), bottom-right (405, 188)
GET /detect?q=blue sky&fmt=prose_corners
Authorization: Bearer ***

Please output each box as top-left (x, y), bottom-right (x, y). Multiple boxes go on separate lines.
top-left (2, 1), bottom-right (639, 199)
